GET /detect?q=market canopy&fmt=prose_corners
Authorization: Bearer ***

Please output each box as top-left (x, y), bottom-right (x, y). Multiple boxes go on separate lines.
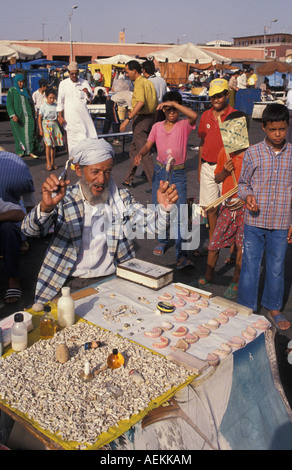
top-left (257, 60), bottom-right (292, 76)
top-left (20, 59), bottom-right (68, 70)
top-left (146, 42), bottom-right (232, 65)
top-left (94, 54), bottom-right (143, 65)
top-left (0, 41), bottom-right (43, 61)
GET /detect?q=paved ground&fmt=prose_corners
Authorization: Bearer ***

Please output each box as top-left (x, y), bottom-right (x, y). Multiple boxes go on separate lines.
top-left (0, 112), bottom-right (291, 409)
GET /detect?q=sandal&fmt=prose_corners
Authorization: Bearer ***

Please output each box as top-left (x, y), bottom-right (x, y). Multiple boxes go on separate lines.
top-left (153, 243), bottom-right (167, 256)
top-left (193, 248), bottom-right (208, 257)
top-left (223, 282), bottom-right (238, 299)
top-left (194, 277), bottom-right (211, 288)
top-left (176, 257), bottom-right (196, 270)
top-left (4, 288), bottom-right (22, 304)
top-left (122, 181), bottom-right (134, 188)
top-left (267, 312), bottom-right (290, 331)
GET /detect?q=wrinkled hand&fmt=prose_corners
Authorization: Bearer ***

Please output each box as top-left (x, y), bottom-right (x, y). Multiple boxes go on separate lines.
top-left (246, 194), bottom-right (259, 212)
top-left (157, 181), bottom-right (178, 210)
top-left (40, 173), bottom-right (70, 213)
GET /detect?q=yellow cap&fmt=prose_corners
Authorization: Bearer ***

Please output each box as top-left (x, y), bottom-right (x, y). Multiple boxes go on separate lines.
top-left (209, 78), bottom-right (229, 97)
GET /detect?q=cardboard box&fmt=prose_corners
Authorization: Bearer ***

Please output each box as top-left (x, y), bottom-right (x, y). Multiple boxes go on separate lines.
top-left (117, 258), bottom-right (173, 290)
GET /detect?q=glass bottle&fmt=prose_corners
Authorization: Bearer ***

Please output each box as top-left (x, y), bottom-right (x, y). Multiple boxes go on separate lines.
top-left (11, 313), bottom-right (28, 352)
top-left (107, 349), bottom-right (125, 369)
top-left (40, 305), bottom-right (55, 340)
top-left (57, 287), bottom-right (75, 327)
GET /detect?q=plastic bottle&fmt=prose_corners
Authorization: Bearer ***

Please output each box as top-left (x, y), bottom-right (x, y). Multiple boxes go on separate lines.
top-left (107, 349), bottom-right (125, 369)
top-left (40, 305), bottom-right (55, 339)
top-left (57, 287), bottom-right (75, 327)
top-left (11, 313), bottom-right (28, 352)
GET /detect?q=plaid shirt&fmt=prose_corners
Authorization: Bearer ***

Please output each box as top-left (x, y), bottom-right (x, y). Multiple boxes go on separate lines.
top-left (238, 140), bottom-right (292, 229)
top-left (22, 184), bottom-right (169, 303)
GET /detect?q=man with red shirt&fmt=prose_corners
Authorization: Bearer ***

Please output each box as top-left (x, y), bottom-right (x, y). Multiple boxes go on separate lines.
top-left (198, 79), bottom-right (236, 241)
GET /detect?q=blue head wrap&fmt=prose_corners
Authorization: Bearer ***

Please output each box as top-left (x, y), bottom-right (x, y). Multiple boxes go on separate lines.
top-left (13, 73), bottom-right (31, 100)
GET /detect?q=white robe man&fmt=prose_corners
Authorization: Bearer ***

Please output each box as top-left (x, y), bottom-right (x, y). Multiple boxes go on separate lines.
top-left (57, 62), bottom-right (97, 156)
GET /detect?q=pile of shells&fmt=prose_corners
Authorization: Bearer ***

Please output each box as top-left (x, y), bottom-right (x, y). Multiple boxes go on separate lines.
top-left (100, 304), bottom-right (138, 323)
top-left (0, 322), bottom-right (192, 448)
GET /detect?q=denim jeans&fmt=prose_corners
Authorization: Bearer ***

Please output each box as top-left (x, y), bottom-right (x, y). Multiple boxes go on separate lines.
top-left (152, 164), bottom-right (187, 261)
top-left (237, 224), bottom-right (289, 312)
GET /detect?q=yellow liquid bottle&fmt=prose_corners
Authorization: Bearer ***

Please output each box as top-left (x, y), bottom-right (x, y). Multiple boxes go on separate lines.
top-left (40, 305), bottom-right (55, 340)
top-left (107, 349), bottom-right (125, 369)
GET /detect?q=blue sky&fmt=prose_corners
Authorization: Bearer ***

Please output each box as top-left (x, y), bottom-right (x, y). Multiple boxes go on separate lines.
top-left (0, 0), bottom-right (291, 45)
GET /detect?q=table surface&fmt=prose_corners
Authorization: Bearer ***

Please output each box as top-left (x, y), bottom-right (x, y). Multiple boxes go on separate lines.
top-left (0, 277), bottom-right (270, 450)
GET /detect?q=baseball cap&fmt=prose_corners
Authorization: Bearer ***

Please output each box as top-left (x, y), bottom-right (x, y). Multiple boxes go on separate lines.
top-left (209, 78), bottom-right (229, 97)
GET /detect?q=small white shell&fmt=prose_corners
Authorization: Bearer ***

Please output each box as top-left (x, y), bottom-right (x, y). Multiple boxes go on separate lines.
top-left (32, 302), bottom-right (44, 312)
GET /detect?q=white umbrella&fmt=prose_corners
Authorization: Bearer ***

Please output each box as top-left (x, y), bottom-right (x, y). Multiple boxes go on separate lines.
top-left (147, 42), bottom-right (231, 65)
top-left (0, 41), bottom-right (43, 61)
top-left (95, 54), bottom-right (143, 65)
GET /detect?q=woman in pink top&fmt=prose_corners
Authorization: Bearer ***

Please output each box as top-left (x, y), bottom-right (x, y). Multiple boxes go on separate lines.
top-left (134, 91), bottom-right (197, 269)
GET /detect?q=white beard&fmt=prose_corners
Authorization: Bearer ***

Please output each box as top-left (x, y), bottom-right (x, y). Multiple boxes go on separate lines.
top-left (80, 175), bottom-right (110, 206)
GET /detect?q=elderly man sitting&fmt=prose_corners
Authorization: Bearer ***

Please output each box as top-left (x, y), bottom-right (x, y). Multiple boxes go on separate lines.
top-left (22, 138), bottom-right (178, 304)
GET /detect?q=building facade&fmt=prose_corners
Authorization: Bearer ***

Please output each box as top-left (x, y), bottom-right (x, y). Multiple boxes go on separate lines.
top-left (8, 40), bottom-right (265, 66)
top-left (233, 33), bottom-right (292, 61)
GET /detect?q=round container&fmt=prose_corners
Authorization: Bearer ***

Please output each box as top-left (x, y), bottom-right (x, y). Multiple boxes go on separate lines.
top-left (40, 305), bottom-right (55, 339)
top-left (107, 349), bottom-right (125, 369)
top-left (11, 313), bottom-right (28, 352)
top-left (57, 287), bottom-right (75, 327)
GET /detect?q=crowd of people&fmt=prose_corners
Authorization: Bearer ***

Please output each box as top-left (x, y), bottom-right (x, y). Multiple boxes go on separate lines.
top-left (1, 59), bottom-right (292, 333)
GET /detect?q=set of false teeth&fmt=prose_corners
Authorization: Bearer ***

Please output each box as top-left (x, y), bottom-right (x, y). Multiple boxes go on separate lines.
top-left (146, 288), bottom-right (270, 365)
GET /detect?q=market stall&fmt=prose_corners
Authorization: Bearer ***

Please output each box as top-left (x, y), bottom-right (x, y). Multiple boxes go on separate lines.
top-left (0, 263), bottom-right (291, 450)
top-left (147, 42), bottom-right (232, 86)
top-left (0, 42), bottom-right (43, 62)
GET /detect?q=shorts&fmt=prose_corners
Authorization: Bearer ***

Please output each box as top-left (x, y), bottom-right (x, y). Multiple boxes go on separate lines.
top-left (199, 161), bottom-right (222, 207)
top-left (208, 204), bottom-right (245, 250)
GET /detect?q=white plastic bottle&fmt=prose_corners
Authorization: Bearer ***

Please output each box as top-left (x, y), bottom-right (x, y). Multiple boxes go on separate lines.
top-left (57, 287), bottom-right (75, 327)
top-left (11, 313), bottom-right (28, 352)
